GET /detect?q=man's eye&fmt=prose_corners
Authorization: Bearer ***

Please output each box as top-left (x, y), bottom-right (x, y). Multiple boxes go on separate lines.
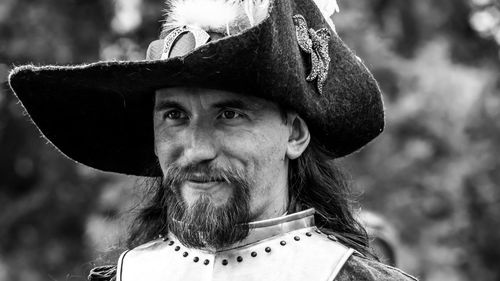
top-left (220, 110), bottom-right (242, 119)
top-left (164, 110), bottom-right (186, 120)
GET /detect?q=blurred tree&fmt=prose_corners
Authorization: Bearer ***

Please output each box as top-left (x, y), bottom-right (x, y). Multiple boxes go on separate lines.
top-left (0, 1), bottom-right (114, 280)
top-left (462, 77), bottom-right (500, 281)
top-left (335, 0), bottom-right (500, 280)
top-left (373, 0), bottom-right (498, 63)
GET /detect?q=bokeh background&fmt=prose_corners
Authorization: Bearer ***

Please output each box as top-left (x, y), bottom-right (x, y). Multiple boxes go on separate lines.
top-left (1, 0), bottom-right (500, 280)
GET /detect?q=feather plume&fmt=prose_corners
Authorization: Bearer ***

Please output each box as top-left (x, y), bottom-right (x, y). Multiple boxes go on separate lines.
top-left (312, 0), bottom-right (340, 31)
top-left (162, 0), bottom-right (339, 36)
top-left (163, 0), bottom-right (270, 35)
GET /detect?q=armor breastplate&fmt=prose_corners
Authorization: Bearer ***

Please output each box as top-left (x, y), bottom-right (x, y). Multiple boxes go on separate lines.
top-left (117, 209), bottom-right (354, 281)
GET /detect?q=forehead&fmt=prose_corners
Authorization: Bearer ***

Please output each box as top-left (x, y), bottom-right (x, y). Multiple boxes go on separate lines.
top-left (154, 87), bottom-right (278, 111)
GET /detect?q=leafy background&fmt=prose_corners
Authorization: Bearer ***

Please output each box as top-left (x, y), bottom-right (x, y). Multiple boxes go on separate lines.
top-left (1, 0), bottom-right (499, 280)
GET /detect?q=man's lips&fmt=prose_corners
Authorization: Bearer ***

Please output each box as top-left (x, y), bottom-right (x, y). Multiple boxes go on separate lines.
top-left (184, 175), bottom-right (226, 191)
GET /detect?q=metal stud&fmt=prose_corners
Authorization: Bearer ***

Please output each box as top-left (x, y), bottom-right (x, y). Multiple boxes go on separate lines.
top-left (306, 232), bottom-right (312, 237)
top-left (168, 241), bottom-right (174, 246)
top-left (193, 257), bottom-right (199, 263)
top-left (237, 256), bottom-right (243, 262)
top-left (158, 234), bottom-right (164, 239)
top-left (222, 259), bottom-right (228, 266)
top-left (280, 241), bottom-right (286, 246)
top-left (183, 252), bottom-right (188, 257)
top-left (175, 246), bottom-right (180, 251)
top-left (163, 237), bottom-right (169, 241)
top-left (204, 259), bottom-right (210, 265)
top-left (251, 252), bottom-right (257, 257)
top-left (265, 247), bottom-right (271, 253)
top-left (294, 236), bottom-right (300, 241)
top-left (327, 234), bottom-right (338, 242)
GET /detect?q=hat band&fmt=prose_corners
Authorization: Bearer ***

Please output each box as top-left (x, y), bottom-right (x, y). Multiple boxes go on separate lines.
top-left (161, 26), bottom-right (211, 59)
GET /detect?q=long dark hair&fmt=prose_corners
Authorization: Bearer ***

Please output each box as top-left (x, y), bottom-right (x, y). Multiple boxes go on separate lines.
top-left (127, 138), bottom-right (373, 257)
top-left (126, 174), bottom-right (167, 248)
top-left (287, 137), bottom-right (373, 257)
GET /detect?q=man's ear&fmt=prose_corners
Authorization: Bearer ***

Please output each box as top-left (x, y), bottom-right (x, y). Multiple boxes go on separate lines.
top-left (286, 114), bottom-right (311, 160)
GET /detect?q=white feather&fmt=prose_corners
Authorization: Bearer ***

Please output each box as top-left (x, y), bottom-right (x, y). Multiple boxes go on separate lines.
top-left (164, 0), bottom-right (270, 35)
top-left (163, 0), bottom-right (339, 35)
top-left (312, 0), bottom-right (340, 31)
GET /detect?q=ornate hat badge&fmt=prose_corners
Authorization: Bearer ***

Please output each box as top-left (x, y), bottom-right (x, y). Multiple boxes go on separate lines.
top-left (293, 14), bottom-right (331, 95)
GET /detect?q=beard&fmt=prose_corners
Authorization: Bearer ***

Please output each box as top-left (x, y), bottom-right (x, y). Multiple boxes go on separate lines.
top-left (161, 163), bottom-right (252, 249)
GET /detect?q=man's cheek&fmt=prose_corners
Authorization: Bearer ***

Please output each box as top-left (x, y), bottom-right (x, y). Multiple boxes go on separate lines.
top-left (156, 139), bottom-right (184, 166)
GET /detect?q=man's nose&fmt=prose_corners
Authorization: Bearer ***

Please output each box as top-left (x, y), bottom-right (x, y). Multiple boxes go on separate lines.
top-left (181, 124), bottom-right (218, 164)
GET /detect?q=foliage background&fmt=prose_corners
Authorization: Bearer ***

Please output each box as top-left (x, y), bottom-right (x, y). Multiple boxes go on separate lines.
top-left (1, 0), bottom-right (499, 280)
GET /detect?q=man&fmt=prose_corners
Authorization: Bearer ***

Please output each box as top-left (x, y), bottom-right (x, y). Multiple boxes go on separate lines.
top-left (8, 0), bottom-right (417, 280)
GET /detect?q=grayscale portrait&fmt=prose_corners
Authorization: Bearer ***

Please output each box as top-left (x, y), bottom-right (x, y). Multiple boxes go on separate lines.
top-left (1, 0), bottom-right (498, 280)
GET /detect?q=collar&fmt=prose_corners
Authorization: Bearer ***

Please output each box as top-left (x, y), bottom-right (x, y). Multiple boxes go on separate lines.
top-left (168, 208), bottom-right (316, 253)
top-left (229, 208), bottom-right (315, 249)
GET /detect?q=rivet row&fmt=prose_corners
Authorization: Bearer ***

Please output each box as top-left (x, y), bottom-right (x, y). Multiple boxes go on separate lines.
top-left (162, 231), bottom-right (315, 266)
top-left (165, 239), bottom-right (209, 265)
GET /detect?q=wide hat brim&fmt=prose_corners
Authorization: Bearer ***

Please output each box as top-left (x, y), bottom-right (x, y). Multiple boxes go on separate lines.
top-left (9, 0), bottom-right (384, 177)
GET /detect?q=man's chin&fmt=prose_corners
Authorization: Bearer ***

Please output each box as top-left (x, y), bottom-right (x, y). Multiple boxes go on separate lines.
top-left (167, 187), bottom-right (251, 249)
top-left (165, 172), bottom-right (252, 249)
top-left (167, 199), bottom-right (251, 249)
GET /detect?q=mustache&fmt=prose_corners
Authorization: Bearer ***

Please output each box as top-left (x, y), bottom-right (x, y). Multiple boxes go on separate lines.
top-left (162, 163), bottom-right (248, 189)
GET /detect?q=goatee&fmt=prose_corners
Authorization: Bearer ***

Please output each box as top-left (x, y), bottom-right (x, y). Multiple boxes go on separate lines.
top-left (162, 163), bottom-right (252, 249)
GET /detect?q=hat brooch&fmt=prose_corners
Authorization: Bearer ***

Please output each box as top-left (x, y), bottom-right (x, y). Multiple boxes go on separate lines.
top-left (293, 14), bottom-right (331, 95)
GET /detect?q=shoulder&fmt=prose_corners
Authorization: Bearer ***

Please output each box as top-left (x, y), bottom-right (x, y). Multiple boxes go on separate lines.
top-left (88, 265), bottom-right (117, 281)
top-left (336, 253), bottom-right (419, 281)
top-left (88, 239), bottom-right (163, 281)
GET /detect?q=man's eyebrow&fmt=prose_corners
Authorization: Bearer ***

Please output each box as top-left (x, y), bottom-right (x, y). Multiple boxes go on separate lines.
top-left (212, 99), bottom-right (263, 111)
top-left (154, 100), bottom-right (186, 112)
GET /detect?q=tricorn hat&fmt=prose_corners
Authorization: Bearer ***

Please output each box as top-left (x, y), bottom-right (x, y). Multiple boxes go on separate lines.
top-left (8, 0), bottom-right (384, 176)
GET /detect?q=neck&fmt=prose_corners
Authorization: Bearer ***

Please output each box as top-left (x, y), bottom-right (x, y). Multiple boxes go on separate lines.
top-left (250, 179), bottom-right (290, 222)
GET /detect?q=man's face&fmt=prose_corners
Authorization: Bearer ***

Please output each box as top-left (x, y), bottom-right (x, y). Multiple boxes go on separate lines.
top-left (153, 87), bottom-right (292, 222)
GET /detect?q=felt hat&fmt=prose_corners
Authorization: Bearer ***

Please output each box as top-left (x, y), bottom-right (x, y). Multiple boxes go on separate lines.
top-left (8, 0), bottom-right (384, 176)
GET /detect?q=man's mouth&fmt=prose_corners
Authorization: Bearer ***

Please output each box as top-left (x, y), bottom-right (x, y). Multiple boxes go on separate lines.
top-left (185, 174), bottom-right (226, 190)
top-left (187, 173), bottom-right (224, 182)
